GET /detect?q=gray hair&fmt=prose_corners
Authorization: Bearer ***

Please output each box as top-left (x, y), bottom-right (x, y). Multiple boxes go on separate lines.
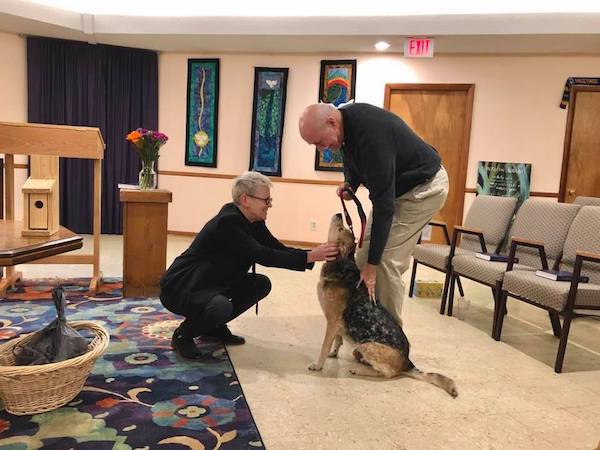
top-left (232, 171), bottom-right (273, 204)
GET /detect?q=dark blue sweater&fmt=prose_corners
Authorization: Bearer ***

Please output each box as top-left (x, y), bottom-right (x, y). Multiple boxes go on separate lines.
top-left (340, 103), bottom-right (441, 265)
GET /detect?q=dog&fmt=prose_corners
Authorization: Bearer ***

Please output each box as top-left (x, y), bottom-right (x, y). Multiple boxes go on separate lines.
top-left (309, 213), bottom-right (458, 398)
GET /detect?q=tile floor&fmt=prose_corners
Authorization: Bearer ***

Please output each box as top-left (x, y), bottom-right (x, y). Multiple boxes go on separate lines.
top-left (11, 234), bottom-right (600, 450)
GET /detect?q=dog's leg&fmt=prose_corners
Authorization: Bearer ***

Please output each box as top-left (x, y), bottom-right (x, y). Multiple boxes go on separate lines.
top-left (309, 322), bottom-right (341, 371)
top-left (349, 365), bottom-right (384, 377)
top-left (328, 335), bottom-right (343, 358)
top-left (351, 343), bottom-right (405, 378)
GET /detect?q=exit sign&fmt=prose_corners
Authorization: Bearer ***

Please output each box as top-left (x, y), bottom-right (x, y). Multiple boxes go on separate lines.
top-left (404, 37), bottom-right (434, 58)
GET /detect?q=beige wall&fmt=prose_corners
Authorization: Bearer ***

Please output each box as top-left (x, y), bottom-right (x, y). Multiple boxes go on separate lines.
top-left (2, 30), bottom-right (599, 242)
top-left (0, 31), bottom-right (28, 221)
top-left (159, 51), bottom-right (600, 242)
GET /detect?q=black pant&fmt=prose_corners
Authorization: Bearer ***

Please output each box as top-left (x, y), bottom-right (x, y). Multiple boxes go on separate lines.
top-left (178, 274), bottom-right (271, 338)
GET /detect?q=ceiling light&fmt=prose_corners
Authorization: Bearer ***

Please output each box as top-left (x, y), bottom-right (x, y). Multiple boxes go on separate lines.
top-left (374, 41), bottom-right (391, 51)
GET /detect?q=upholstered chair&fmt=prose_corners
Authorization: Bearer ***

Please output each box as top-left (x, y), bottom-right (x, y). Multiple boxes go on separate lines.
top-left (497, 205), bottom-right (600, 372)
top-left (410, 195), bottom-right (518, 314)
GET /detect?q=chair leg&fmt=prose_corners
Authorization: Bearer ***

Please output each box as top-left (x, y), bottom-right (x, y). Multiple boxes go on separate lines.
top-left (409, 259), bottom-right (418, 298)
top-left (491, 280), bottom-right (502, 338)
top-left (456, 276), bottom-right (465, 297)
top-left (494, 290), bottom-right (509, 341)
top-left (439, 268), bottom-right (452, 315)
top-left (490, 285), bottom-right (508, 316)
top-left (549, 312), bottom-right (562, 337)
top-left (447, 274), bottom-right (457, 316)
top-left (555, 313), bottom-right (573, 373)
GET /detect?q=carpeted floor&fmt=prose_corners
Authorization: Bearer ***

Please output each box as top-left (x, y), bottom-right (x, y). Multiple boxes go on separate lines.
top-left (0, 278), bottom-right (264, 450)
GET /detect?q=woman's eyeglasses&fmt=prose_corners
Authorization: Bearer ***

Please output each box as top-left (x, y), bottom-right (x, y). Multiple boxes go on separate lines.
top-left (247, 194), bottom-right (273, 206)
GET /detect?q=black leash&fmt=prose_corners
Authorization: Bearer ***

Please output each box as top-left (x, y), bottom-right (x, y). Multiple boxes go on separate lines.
top-left (339, 188), bottom-right (367, 248)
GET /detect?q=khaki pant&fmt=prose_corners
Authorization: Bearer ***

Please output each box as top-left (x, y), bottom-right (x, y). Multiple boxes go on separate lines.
top-left (356, 166), bottom-right (449, 324)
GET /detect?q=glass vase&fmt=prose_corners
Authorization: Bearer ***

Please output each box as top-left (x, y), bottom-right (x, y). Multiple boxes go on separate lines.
top-left (138, 160), bottom-right (157, 190)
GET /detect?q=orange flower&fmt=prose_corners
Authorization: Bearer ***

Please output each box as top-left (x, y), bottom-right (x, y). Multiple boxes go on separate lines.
top-left (126, 130), bottom-right (142, 143)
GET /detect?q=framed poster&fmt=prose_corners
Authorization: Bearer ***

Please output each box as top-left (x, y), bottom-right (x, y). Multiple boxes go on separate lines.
top-left (476, 161), bottom-right (532, 209)
top-left (185, 58), bottom-right (219, 167)
top-left (249, 67), bottom-right (288, 177)
top-left (315, 59), bottom-right (357, 172)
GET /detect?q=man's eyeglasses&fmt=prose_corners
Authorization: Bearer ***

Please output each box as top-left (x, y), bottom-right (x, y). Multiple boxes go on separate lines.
top-left (247, 194), bottom-right (273, 206)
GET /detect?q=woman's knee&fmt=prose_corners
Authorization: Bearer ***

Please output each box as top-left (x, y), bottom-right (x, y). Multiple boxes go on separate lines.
top-left (255, 274), bottom-right (272, 300)
top-left (204, 294), bottom-right (234, 322)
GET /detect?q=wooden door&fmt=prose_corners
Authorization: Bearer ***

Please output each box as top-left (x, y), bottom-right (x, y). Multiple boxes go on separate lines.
top-left (384, 84), bottom-right (474, 243)
top-left (560, 85), bottom-right (600, 202)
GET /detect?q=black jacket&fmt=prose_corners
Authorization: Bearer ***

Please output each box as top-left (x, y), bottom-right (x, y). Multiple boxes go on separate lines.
top-left (160, 203), bottom-right (313, 315)
top-left (339, 103), bottom-right (441, 265)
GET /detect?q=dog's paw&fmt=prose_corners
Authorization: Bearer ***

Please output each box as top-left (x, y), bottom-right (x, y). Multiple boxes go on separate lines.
top-left (327, 350), bottom-right (339, 358)
top-left (308, 362), bottom-right (323, 371)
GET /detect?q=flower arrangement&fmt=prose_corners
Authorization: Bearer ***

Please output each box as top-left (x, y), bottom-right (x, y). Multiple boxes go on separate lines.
top-left (126, 128), bottom-right (168, 189)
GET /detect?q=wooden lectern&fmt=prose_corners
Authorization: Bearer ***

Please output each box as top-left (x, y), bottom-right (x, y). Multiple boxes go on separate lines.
top-left (120, 188), bottom-right (172, 297)
top-left (0, 122), bottom-right (105, 292)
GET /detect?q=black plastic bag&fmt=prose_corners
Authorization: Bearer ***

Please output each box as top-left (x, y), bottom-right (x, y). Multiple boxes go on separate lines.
top-left (13, 286), bottom-right (90, 365)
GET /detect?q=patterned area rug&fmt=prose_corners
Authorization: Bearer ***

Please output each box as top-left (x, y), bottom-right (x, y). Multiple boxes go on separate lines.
top-left (0, 278), bottom-right (264, 450)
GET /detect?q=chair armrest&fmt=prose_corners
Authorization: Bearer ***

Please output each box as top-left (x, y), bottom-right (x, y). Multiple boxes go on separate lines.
top-left (576, 250), bottom-right (600, 264)
top-left (428, 220), bottom-right (451, 244)
top-left (448, 225), bottom-right (487, 267)
top-left (454, 225), bottom-right (485, 235)
top-left (564, 250), bottom-right (600, 311)
top-left (507, 236), bottom-right (549, 271)
top-left (452, 225), bottom-right (487, 253)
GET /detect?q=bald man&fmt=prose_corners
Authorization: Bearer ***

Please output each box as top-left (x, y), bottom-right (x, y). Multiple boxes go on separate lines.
top-left (299, 102), bottom-right (449, 324)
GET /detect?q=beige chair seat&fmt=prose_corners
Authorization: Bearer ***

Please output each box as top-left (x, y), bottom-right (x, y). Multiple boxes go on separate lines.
top-left (503, 270), bottom-right (600, 311)
top-left (412, 245), bottom-right (470, 271)
top-left (452, 254), bottom-right (537, 286)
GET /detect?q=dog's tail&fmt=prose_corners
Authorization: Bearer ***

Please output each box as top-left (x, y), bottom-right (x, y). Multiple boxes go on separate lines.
top-left (403, 365), bottom-right (458, 398)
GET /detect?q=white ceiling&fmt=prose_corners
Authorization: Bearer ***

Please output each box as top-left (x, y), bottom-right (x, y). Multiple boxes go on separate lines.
top-left (2, 0), bottom-right (600, 54)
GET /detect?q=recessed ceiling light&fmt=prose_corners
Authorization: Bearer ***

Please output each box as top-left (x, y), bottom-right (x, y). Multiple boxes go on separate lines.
top-left (374, 41), bottom-right (391, 51)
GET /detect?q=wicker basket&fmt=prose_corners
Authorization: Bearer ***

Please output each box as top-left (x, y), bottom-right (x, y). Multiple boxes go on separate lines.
top-left (0, 320), bottom-right (110, 415)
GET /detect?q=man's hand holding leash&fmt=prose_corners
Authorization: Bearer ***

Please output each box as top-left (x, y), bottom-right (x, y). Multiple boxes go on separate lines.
top-left (337, 184), bottom-right (377, 304)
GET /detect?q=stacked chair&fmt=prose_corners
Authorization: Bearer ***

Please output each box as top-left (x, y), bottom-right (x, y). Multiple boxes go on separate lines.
top-left (447, 199), bottom-right (581, 337)
top-left (496, 205), bottom-right (600, 372)
top-left (410, 195), bottom-right (518, 314)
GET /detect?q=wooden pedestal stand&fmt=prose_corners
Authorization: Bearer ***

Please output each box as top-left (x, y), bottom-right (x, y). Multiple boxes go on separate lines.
top-left (0, 122), bottom-right (105, 293)
top-left (120, 188), bottom-right (172, 297)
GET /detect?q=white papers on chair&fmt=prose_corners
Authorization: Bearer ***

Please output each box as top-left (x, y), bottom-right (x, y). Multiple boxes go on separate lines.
top-left (475, 253), bottom-right (509, 262)
top-left (535, 270), bottom-right (589, 283)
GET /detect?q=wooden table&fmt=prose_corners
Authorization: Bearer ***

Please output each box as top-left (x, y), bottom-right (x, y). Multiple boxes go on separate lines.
top-left (0, 220), bottom-right (83, 294)
top-left (120, 189), bottom-right (172, 297)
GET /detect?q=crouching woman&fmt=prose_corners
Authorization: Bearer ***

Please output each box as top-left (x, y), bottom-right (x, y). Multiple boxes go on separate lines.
top-left (160, 171), bottom-right (338, 359)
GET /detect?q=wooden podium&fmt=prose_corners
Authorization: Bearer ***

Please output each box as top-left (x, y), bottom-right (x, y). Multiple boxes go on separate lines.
top-left (120, 189), bottom-right (172, 297)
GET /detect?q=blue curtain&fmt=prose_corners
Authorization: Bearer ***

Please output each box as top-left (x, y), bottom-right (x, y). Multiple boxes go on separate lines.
top-left (27, 37), bottom-right (158, 234)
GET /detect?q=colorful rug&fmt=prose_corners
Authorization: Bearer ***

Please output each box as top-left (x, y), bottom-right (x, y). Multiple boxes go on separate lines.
top-left (0, 278), bottom-right (264, 450)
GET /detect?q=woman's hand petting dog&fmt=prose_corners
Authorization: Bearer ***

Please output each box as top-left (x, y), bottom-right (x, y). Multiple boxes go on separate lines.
top-left (308, 242), bottom-right (339, 263)
top-left (357, 263), bottom-right (377, 303)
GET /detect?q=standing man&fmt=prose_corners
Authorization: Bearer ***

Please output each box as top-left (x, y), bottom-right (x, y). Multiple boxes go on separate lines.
top-left (299, 102), bottom-right (448, 324)
top-left (160, 171), bottom-right (338, 359)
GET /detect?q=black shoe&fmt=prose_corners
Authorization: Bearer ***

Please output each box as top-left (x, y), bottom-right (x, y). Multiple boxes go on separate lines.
top-left (171, 329), bottom-right (206, 360)
top-left (203, 325), bottom-right (245, 345)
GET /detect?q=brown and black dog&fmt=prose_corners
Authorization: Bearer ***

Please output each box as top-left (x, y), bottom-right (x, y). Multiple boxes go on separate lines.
top-left (309, 213), bottom-right (458, 397)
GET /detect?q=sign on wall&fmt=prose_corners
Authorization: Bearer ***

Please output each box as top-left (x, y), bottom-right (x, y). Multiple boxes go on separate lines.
top-left (476, 161), bottom-right (532, 209)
